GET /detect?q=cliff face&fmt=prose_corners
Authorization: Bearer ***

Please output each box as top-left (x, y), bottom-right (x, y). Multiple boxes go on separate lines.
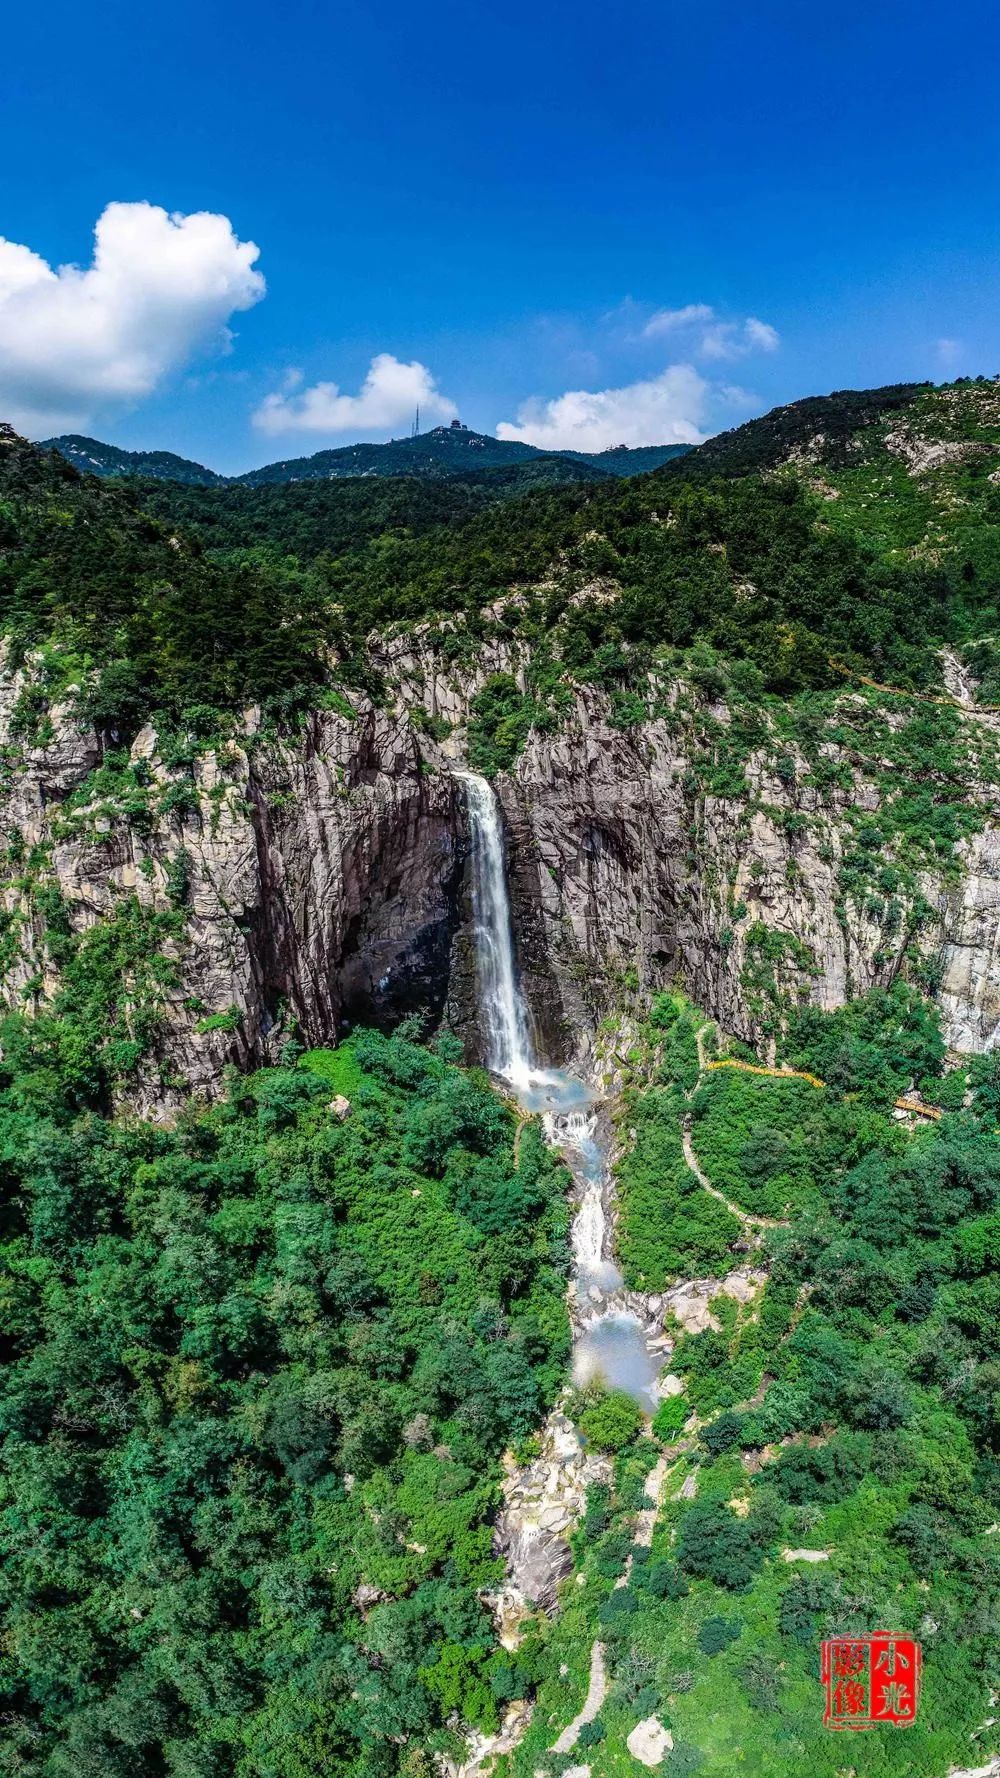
top-left (2, 648), bottom-right (1000, 1109)
top-left (0, 667), bottom-right (468, 1110)
top-left (507, 687), bottom-right (1000, 1057)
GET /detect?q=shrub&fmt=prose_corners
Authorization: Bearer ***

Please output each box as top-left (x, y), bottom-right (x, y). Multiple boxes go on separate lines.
top-left (577, 1716), bottom-right (606, 1748)
top-left (652, 1394), bottom-right (688, 1440)
top-left (645, 1562), bottom-right (690, 1601)
top-left (677, 1501), bottom-right (774, 1591)
top-left (578, 1386), bottom-right (645, 1452)
top-left (697, 1616), bottom-right (742, 1656)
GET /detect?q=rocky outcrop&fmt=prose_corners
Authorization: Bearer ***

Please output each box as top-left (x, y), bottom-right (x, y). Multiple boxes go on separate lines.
top-left (626, 1718), bottom-right (674, 1767)
top-left (937, 827), bottom-right (1000, 1051)
top-left (492, 1410), bottom-right (611, 1640)
top-left (883, 427), bottom-right (995, 477)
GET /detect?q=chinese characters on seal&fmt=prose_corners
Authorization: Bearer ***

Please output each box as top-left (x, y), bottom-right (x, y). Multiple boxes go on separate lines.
top-left (822, 1634), bottom-right (921, 1729)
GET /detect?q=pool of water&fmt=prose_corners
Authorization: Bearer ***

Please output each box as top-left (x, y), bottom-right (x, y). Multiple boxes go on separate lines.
top-left (510, 1064), bottom-right (593, 1117)
top-left (574, 1311), bottom-right (662, 1412)
top-left (506, 1062), bottom-right (662, 1410)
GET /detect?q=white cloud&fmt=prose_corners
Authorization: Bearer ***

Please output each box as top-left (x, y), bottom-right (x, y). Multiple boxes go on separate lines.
top-left (744, 317), bottom-right (780, 353)
top-left (496, 364), bottom-right (709, 453)
top-left (253, 353), bottom-right (457, 435)
top-left (641, 303), bottom-right (715, 336)
top-left (642, 303), bottom-right (779, 362)
top-left (0, 202), bottom-right (265, 434)
top-left (716, 382), bottom-right (758, 409)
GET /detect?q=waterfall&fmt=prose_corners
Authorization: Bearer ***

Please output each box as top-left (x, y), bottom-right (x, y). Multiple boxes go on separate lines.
top-left (458, 771), bottom-right (538, 1093)
top-left (457, 766), bottom-right (658, 1413)
top-left (448, 769), bottom-right (666, 1772)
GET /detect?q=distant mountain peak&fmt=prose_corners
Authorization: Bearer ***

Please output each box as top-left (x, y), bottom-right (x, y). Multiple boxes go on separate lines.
top-left (38, 434), bottom-right (225, 486)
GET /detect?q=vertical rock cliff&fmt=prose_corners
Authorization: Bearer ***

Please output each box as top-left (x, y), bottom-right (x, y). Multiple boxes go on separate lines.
top-left (3, 645), bottom-right (1000, 1108)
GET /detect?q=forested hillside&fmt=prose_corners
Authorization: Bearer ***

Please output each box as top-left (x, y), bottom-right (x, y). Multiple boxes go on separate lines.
top-left (0, 1020), bottom-right (571, 1774)
top-left (37, 435), bottom-right (225, 486)
top-left (2, 381), bottom-right (1000, 1778)
top-left (7, 379), bottom-right (1000, 755)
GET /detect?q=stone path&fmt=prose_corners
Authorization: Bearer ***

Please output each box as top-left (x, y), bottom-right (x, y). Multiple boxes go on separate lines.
top-left (681, 1116), bottom-right (788, 1232)
top-left (550, 1641), bottom-right (607, 1753)
top-left (633, 1453), bottom-right (671, 1546)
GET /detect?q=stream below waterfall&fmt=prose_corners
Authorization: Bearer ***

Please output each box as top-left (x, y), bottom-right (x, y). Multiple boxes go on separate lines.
top-left (459, 770), bottom-right (662, 1411)
top-left (453, 774), bottom-right (697, 1777)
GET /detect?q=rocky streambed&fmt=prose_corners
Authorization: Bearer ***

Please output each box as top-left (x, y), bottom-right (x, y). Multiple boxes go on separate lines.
top-left (491, 1077), bottom-right (765, 1644)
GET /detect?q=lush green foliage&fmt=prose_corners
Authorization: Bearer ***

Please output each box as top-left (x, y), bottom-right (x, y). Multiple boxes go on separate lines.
top-left (0, 430), bottom-right (331, 734)
top-left (466, 675), bottom-right (559, 777)
top-left (9, 379), bottom-right (1000, 747)
top-left (575, 1384), bottom-right (645, 1453)
top-left (0, 1025), bottom-right (571, 1776)
top-left (508, 989), bottom-right (1000, 1778)
top-left (615, 998), bottom-right (740, 1288)
top-left (688, 1069), bottom-right (827, 1218)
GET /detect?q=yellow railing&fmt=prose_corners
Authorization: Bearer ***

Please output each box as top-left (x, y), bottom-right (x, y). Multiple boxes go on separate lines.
top-left (704, 1058), bottom-right (825, 1089)
top-left (704, 1056), bottom-right (943, 1119)
top-left (894, 1097), bottom-right (942, 1121)
top-left (827, 656), bottom-right (1000, 713)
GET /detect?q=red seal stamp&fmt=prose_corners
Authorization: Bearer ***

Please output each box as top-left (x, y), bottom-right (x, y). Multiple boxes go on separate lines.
top-left (821, 1634), bottom-right (921, 1729)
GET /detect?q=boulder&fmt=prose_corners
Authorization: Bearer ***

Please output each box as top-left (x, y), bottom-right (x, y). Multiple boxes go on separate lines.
top-left (626, 1717), bottom-right (673, 1767)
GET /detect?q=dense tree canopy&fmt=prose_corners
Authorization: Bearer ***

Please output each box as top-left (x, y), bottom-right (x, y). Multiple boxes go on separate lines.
top-left (4, 381), bottom-right (1000, 743)
top-left (0, 1025), bottom-right (570, 1776)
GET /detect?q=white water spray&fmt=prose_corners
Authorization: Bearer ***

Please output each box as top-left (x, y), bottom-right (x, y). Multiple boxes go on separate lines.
top-left (458, 770), bottom-right (544, 1096)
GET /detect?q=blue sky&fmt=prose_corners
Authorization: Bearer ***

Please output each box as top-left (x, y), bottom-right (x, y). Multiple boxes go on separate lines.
top-left (2, 0), bottom-right (999, 472)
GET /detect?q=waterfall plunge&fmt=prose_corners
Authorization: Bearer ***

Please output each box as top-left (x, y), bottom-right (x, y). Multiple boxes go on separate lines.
top-left (460, 768), bottom-right (617, 1285)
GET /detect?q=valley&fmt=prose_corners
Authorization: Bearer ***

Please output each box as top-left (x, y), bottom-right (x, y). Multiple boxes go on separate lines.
top-left (0, 382), bottom-right (999, 1777)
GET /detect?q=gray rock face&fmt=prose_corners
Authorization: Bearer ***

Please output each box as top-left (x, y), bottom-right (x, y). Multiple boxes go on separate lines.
top-left (3, 650), bottom-right (1000, 1111)
top-left (0, 673), bottom-right (468, 1111)
top-left (937, 827), bottom-right (1000, 1051)
top-left (505, 687), bottom-right (1000, 1058)
top-left (493, 1411), bottom-right (611, 1637)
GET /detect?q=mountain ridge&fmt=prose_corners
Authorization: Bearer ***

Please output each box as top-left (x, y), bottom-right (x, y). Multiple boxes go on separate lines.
top-left (39, 424), bottom-right (692, 487)
top-left (37, 432), bottom-right (227, 486)
top-left (662, 374), bottom-right (1000, 477)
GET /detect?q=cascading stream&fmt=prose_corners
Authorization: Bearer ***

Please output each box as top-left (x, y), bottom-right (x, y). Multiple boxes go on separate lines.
top-left (454, 775), bottom-right (767, 1775)
top-left (458, 769), bottom-right (659, 1408)
top-left (450, 770), bottom-right (669, 1778)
